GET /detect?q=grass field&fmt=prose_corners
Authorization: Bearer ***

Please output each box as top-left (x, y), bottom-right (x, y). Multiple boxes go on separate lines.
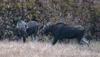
top-left (0, 40), bottom-right (100, 57)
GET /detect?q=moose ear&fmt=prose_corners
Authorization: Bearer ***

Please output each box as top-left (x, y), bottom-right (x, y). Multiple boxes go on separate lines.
top-left (39, 25), bottom-right (44, 30)
top-left (46, 22), bottom-right (52, 26)
top-left (41, 22), bottom-right (51, 30)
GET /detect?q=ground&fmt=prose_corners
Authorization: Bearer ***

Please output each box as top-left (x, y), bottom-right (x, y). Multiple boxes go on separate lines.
top-left (0, 40), bottom-right (100, 57)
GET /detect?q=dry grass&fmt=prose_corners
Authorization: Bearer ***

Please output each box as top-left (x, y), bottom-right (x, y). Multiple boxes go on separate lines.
top-left (0, 40), bottom-right (100, 57)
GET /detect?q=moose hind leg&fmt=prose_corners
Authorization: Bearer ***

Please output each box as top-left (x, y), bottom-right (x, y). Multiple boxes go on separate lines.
top-left (23, 36), bottom-right (26, 43)
top-left (23, 32), bottom-right (27, 43)
top-left (52, 38), bottom-right (58, 45)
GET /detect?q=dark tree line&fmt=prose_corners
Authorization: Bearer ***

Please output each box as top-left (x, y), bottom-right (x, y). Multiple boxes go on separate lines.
top-left (0, 0), bottom-right (99, 41)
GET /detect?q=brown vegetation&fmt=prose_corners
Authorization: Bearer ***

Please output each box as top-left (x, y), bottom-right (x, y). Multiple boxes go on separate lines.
top-left (0, 0), bottom-right (99, 41)
top-left (0, 0), bottom-right (99, 40)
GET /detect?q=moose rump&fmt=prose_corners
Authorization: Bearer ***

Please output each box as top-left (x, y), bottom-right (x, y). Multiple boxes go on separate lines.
top-left (26, 21), bottom-right (40, 41)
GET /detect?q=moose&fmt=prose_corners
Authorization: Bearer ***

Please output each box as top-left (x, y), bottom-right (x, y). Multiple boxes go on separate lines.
top-left (15, 20), bottom-right (41, 42)
top-left (41, 22), bottom-right (90, 45)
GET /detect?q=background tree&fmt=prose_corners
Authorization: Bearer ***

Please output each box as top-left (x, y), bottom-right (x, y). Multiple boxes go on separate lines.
top-left (0, 0), bottom-right (99, 41)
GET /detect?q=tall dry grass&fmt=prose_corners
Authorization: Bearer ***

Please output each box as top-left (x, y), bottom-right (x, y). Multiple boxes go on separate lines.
top-left (0, 40), bottom-right (100, 57)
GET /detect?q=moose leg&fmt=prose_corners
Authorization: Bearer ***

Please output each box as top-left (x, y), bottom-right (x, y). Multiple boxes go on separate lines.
top-left (23, 37), bottom-right (26, 43)
top-left (31, 35), bottom-right (36, 41)
top-left (52, 37), bottom-right (58, 45)
top-left (77, 37), bottom-right (82, 45)
top-left (23, 31), bottom-right (27, 43)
